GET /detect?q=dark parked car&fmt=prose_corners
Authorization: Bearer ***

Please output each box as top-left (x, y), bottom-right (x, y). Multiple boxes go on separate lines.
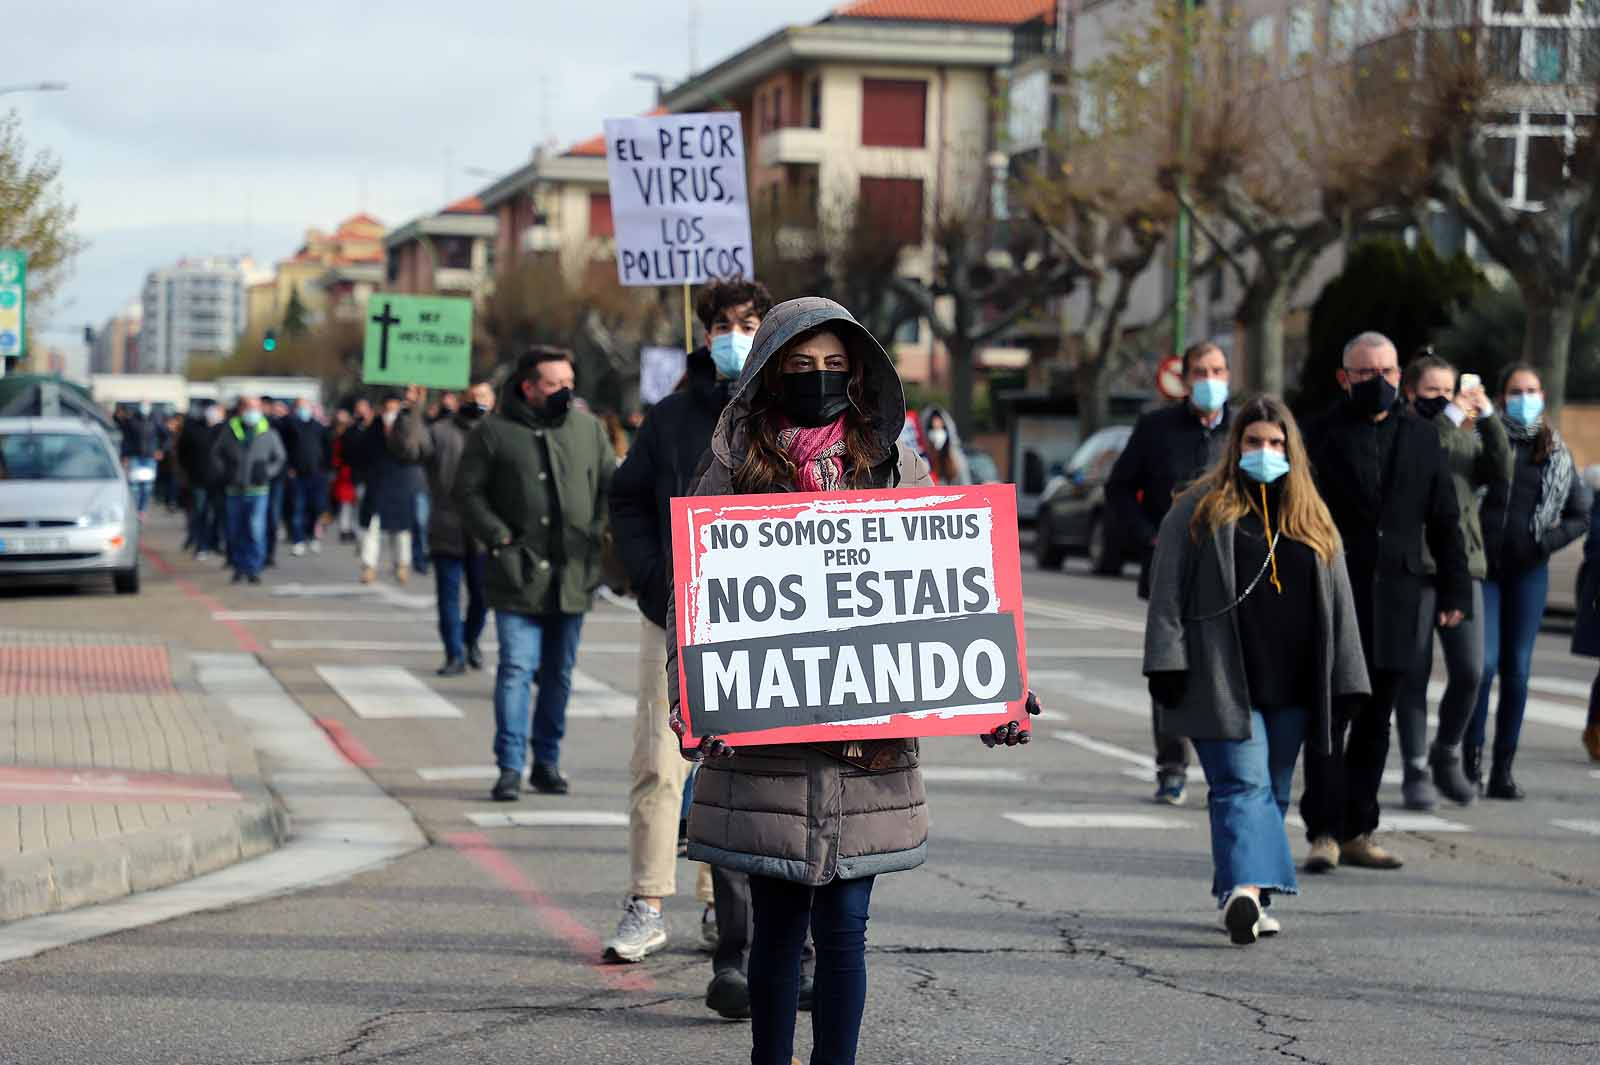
top-left (1035, 425), bottom-right (1137, 575)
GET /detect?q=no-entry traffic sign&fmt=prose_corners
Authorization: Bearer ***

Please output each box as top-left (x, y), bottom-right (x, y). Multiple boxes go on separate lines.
top-left (362, 294), bottom-right (472, 390)
top-left (1156, 355), bottom-right (1185, 400)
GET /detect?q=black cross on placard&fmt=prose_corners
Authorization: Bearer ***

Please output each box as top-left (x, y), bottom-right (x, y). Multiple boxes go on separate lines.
top-left (370, 302), bottom-right (401, 371)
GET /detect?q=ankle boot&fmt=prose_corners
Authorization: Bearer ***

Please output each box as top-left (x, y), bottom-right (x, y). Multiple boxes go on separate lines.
top-left (1462, 745), bottom-right (1485, 795)
top-left (1429, 744), bottom-right (1476, 806)
top-left (1486, 753), bottom-right (1525, 800)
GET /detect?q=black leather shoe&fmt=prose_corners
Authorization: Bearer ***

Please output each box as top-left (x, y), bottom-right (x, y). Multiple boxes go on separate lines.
top-left (466, 643), bottom-right (483, 670)
top-left (705, 969), bottom-right (751, 1020)
top-left (1487, 755), bottom-right (1525, 800)
top-left (436, 658), bottom-right (466, 677)
top-left (491, 768), bottom-right (521, 802)
top-left (529, 763), bottom-right (570, 795)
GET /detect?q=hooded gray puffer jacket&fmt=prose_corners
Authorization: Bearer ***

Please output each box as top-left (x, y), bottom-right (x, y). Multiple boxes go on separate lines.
top-left (669, 297), bottom-right (934, 886)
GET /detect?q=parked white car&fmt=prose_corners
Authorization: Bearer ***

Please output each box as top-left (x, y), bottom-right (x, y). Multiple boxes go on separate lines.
top-left (0, 417), bottom-right (141, 594)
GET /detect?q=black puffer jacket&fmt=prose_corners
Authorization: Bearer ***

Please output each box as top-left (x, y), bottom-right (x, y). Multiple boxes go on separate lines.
top-left (1480, 432), bottom-right (1591, 579)
top-left (280, 417), bottom-right (332, 477)
top-left (610, 349), bottom-right (728, 629)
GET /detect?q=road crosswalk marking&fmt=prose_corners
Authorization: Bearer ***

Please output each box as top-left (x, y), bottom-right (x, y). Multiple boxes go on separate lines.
top-left (1551, 818), bottom-right (1600, 836)
top-left (417, 766), bottom-right (498, 781)
top-left (270, 639), bottom-right (643, 655)
top-left (1023, 600), bottom-right (1145, 634)
top-left (466, 811), bottom-right (627, 828)
top-left (921, 767), bottom-right (1029, 783)
top-left (1005, 812), bottom-right (1189, 830)
top-left (1284, 812), bottom-right (1472, 834)
top-left (317, 665), bottom-right (464, 719)
top-left (216, 611), bottom-right (427, 624)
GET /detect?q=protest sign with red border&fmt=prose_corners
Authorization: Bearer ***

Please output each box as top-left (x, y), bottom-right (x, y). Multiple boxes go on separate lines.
top-left (671, 484), bottom-right (1029, 748)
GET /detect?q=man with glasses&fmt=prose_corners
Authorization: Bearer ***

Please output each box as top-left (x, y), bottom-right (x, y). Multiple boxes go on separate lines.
top-left (1300, 332), bottom-right (1470, 873)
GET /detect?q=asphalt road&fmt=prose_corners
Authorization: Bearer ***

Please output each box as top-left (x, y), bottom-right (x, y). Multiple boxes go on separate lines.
top-left (1, 513), bottom-right (1597, 1065)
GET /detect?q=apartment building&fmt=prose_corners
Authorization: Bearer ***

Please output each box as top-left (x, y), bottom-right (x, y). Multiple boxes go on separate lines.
top-left (245, 213), bottom-right (387, 338)
top-left (90, 300), bottom-right (142, 375)
top-left (478, 136), bottom-right (617, 287)
top-left (383, 196), bottom-right (498, 299)
top-left (139, 257), bottom-right (251, 374)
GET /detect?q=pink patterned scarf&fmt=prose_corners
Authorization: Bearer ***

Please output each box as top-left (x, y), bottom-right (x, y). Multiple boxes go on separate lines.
top-left (779, 416), bottom-right (848, 492)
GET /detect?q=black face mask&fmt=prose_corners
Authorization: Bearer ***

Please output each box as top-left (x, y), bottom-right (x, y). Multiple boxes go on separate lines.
top-left (1347, 375), bottom-right (1398, 418)
top-left (780, 371), bottom-right (851, 428)
top-left (1413, 394), bottom-right (1450, 420)
top-left (459, 402), bottom-right (488, 421)
top-left (538, 387), bottom-right (573, 420)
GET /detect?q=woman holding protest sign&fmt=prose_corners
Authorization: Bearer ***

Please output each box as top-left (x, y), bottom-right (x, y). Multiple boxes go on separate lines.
top-left (1143, 396), bottom-right (1369, 945)
top-left (667, 297), bottom-right (1038, 1065)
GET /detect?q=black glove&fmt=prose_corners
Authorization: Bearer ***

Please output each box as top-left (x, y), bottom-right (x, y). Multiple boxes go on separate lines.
top-left (670, 707), bottom-right (736, 764)
top-left (249, 459), bottom-right (269, 486)
top-left (981, 690), bottom-right (1042, 749)
top-left (1147, 671), bottom-right (1187, 709)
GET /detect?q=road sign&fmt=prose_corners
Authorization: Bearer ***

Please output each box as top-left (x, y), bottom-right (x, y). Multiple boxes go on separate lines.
top-left (1156, 355), bottom-right (1185, 400)
top-left (0, 249), bottom-right (26, 367)
top-left (362, 293), bottom-right (472, 390)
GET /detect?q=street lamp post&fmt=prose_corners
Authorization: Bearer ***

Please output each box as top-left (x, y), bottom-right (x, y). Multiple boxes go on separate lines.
top-left (1172, 0), bottom-right (1194, 361)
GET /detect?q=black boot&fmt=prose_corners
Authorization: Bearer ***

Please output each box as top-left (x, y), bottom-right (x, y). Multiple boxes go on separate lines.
top-left (436, 657), bottom-right (466, 677)
top-left (490, 768), bottom-right (522, 802)
top-left (1462, 745), bottom-right (1484, 795)
top-left (1486, 753), bottom-right (1525, 800)
top-left (1429, 744), bottom-right (1476, 806)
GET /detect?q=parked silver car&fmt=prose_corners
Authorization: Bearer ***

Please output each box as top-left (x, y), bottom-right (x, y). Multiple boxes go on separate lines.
top-left (0, 417), bottom-right (141, 594)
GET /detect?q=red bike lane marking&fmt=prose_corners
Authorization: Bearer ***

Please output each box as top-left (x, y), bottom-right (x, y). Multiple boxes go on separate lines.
top-left (443, 830), bottom-right (656, 994)
top-left (0, 766), bottom-right (241, 805)
top-left (313, 717), bottom-right (381, 769)
top-left (141, 543), bottom-right (262, 654)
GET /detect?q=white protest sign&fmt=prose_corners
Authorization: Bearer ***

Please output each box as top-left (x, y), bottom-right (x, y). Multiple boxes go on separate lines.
top-left (639, 346), bottom-right (688, 406)
top-left (603, 112), bottom-right (754, 287)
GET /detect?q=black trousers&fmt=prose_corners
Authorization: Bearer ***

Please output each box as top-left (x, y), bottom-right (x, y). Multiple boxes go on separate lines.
top-left (711, 865), bottom-right (814, 978)
top-left (1300, 670), bottom-right (1404, 843)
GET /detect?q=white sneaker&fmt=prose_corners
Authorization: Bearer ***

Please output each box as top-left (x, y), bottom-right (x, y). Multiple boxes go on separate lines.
top-left (1259, 911), bottom-right (1281, 936)
top-left (310, 539), bottom-right (322, 554)
top-left (195, 550), bottom-right (211, 561)
top-left (1221, 891), bottom-right (1261, 945)
top-left (291, 542), bottom-right (307, 557)
top-left (602, 897), bottom-right (667, 963)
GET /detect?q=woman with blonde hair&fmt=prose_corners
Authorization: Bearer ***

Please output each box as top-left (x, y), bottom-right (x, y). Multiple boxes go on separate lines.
top-left (1144, 396), bottom-right (1369, 944)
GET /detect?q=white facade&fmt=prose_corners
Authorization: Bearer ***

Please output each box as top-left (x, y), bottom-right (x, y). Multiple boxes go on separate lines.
top-left (140, 257), bottom-right (250, 374)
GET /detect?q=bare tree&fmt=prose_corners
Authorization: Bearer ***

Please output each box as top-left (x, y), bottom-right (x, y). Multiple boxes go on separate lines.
top-left (0, 110), bottom-right (83, 345)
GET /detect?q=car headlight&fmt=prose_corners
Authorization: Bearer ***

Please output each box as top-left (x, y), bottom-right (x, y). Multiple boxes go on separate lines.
top-left (80, 504), bottom-right (126, 528)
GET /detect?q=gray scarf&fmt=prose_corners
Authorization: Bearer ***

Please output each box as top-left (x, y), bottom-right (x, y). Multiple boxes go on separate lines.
top-left (1503, 415), bottom-right (1573, 540)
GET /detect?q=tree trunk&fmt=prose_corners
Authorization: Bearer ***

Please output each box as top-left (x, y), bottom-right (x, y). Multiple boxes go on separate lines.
top-left (1522, 288), bottom-right (1578, 418)
top-left (948, 338), bottom-right (976, 438)
top-left (1075, 355), bottom-right (1112, 437)
top-left (1239, 282), bottom-right (1289, 397)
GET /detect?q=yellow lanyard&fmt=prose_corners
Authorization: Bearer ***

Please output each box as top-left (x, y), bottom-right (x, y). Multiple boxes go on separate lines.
top-left (1254, 483), bottom-right (1283, 595)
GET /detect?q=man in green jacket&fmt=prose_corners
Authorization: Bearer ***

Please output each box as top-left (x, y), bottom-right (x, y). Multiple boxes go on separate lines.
top-left (456, 347), bottom-right (615, 800)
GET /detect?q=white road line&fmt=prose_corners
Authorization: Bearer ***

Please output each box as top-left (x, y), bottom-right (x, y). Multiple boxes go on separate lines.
top-left (466, 811), bottom-right (628, 828)
top-left (270, 582), bottom-right (435, 610)
top-left (1551, 818), bottom-right (1600, 836)
top-left (417, 766), bottom-right (498, 782)
top-left (567, 669), bottom-right (635, 719)
top-left (1027, 648), bottom-right (1146, 660)
top-left (270, 639), bottom-right (642, 655)
top-left (1284, 812), bottom-right (1472, 834)
top-left (1005, 812), bottom-right (1188, 830)
top-left (1031, 672), bottom-right (1150, 719)
top-left (1023, 600), bottom-right (1145, 634)
top-left (0, 654), bottom-right (425, 964)
top-left (921, 767), bottom-right (1029, 783)
top-left (316, 666), bottom-right (464, 719)
top-left (215, 611), bottom-right (428, 624)
top-left (1527, 676), bottom-right (1594, 700)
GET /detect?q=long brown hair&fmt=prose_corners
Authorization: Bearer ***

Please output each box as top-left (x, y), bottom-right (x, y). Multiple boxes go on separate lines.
top-left (732, 327), bottom-right (881, 492)
top-left (1498, 361), bottom-right (1556, 464)
top-left (1189, 396), bottom-right (1343, 562)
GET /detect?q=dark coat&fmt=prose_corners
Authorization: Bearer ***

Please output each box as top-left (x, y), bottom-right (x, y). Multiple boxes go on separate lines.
top-left (1480, 430), bottom-right (1591, 580)
top-left (1572, 503), bottom-right (1600, 658)
top-left (672, 297), bottom-right (934, 886)
top-left (1143, 491), bottom-right (1370, 757)
top-left (120, 414), bottom-right (160, 461)
top-left (1303, 402), bottom-right (1471, 674)
top-left (393, 407), bottom-right (484, 557)
top-left (280, 417), bottom-right (332, 478)
top-left (609, 348), bottom-right (727, 629)
top-left (208, 416), bottom-right (286, 495)
top-left (454, 382), bottom-right (615, 616)
top-left (1105, 401), bottom-right (1233, 599)
top-left (357, 415), bottom-right (428, 531)
top-left (176, 417), bottom-right (216, 487)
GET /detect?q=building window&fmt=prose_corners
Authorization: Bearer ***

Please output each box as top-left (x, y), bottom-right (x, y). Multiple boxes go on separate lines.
top-left (861, 79), bottom-right (927, 148)
top-left (1532, 28), bottom-right (1567, 83)
top-left (435, 236), bottom-right (473, 271)
top-left (807, 76), bottom-right (823, 129)
top-left (1485, 136), bottom-right (1517, 198)
top-left (1289, 7), bottom-right (1316, 62)
top-left (1249, 16), bottom-right (1276, 58)
top-left (858, 177), bottom-right (925, 246)
top-left (589, 193), bottom-right (614, 239)
top-left (1489, 27), bottom-right (1523, 80)
top-left (1525, 133), bottom-right (1567, 202)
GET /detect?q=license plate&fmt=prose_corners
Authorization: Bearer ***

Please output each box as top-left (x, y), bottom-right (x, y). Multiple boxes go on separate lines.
top-left (0, 536), bottom-right (68, 554)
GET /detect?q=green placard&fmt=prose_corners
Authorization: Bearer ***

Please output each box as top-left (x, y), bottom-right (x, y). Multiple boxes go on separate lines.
top-left (0, 249), bottom-right (26, 365)
top-left (362, 293), bottom-right (473, 390)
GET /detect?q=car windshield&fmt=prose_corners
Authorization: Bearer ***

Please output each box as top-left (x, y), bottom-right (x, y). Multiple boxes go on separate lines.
top-left (0, 433), bottom-right (120, 481)
top-left (965, 450), bottom-right (1000, 483)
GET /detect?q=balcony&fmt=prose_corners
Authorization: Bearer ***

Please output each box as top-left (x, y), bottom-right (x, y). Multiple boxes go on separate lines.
top-left (520, 225), bottom-right (560, 254)
top-left (433, 267), bottom-right (482, 294)
top-left (757, 127), bottom-right (826, 168)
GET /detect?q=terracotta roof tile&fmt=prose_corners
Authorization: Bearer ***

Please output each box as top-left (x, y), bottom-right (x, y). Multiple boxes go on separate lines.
top-left (441, 195), bottom-right (484, 214)
top-left (563, 106), bottom-right (670, 158)
top-left (831, 0), bottom-right (1055, 23)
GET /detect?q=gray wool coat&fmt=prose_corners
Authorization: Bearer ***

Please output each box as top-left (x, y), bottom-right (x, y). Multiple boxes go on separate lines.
top-left (1142, 490), bottom-right (1370, 757)
top-left (669, 296), bottom-right (935, 887)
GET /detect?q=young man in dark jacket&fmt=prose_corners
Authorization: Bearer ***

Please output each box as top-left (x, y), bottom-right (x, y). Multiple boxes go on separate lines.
top-left (209, 395), bottom-right (286, 584)
top-left (1104, 342), bottom-right (1232, 806)
top-left (393, 379), bottom-right (496, 676)
top-left (1300, 332), bottom-right (1471, 873)
top-left (120, 403), bottom-right (162, 516)
top-left (281, 397), bottom-right (333, 557)
top-left (178, 404), bottom-right (222, 557)
top-left (456, 347), bottom-right (614, 799)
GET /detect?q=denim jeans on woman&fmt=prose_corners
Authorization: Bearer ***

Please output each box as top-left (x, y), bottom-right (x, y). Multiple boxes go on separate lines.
top-left (749, 874), bottom-right (875, 1065)
top-left (1470, 564), bottom-right (1550, 757)
top-left (434, 553), bottom-right (488, 662)
top-left (1398, 581), bottom-right (1485, 762)
top-left (492, 610), bottom-right (585, 772)
top-left (1191, 708), bottom-right (1308, 905)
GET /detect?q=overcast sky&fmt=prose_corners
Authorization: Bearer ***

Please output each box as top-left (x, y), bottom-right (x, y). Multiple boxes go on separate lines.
top-left (14, 0), bottom-right (820, 359)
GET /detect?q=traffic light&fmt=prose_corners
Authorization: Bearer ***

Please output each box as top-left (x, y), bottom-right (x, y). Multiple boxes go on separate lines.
top-left (263, 328), bottom-right (277, 353)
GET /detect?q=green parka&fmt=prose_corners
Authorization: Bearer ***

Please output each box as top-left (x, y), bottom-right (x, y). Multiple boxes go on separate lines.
top-left (1423, 409), bottom-right (1512, 581)
top-left (454, 382), bottom-right (614, 615)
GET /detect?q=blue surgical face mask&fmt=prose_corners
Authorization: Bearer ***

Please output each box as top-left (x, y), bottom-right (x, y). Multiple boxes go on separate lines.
top-left (1191, 378), bottom-right (1229, 413)
top-left (710, 332), bottom-right (754, 379)
top-left (240, 409), bottom-right (263, 427)
top-left (1239, 447), bottom-right (1290, 484)
top-left (296, 406), bottom-right (312, 422)
top-left (1505, 393), bottom-right (1544, 427)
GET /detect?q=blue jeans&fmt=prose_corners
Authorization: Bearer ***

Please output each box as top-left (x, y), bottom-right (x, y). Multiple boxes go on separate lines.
top-left (492, 610), bottom-right (585, 771)
top-left (225, 493), bottom-right (269, 577)
top-left (266, 478), bottom-right (285, 560)
top-left (186, 486), bottom-right (211, 551)
top-left (435, 553), bottom-right (488, 661)
top-left (1471, 565), bottom-right (1550, 757)
top-left (749, 874), bottom-right (875, 1065)
top-left (290, 472), bottom-right (328, 544)
top-left (412, 493), bottom-right (431, 573)
top-left (1192, 708), bottom-right (1307, 905)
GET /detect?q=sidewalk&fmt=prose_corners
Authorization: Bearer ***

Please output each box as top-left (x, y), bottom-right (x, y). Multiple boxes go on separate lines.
top-left (0, 544), bottom-right (287, 923)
